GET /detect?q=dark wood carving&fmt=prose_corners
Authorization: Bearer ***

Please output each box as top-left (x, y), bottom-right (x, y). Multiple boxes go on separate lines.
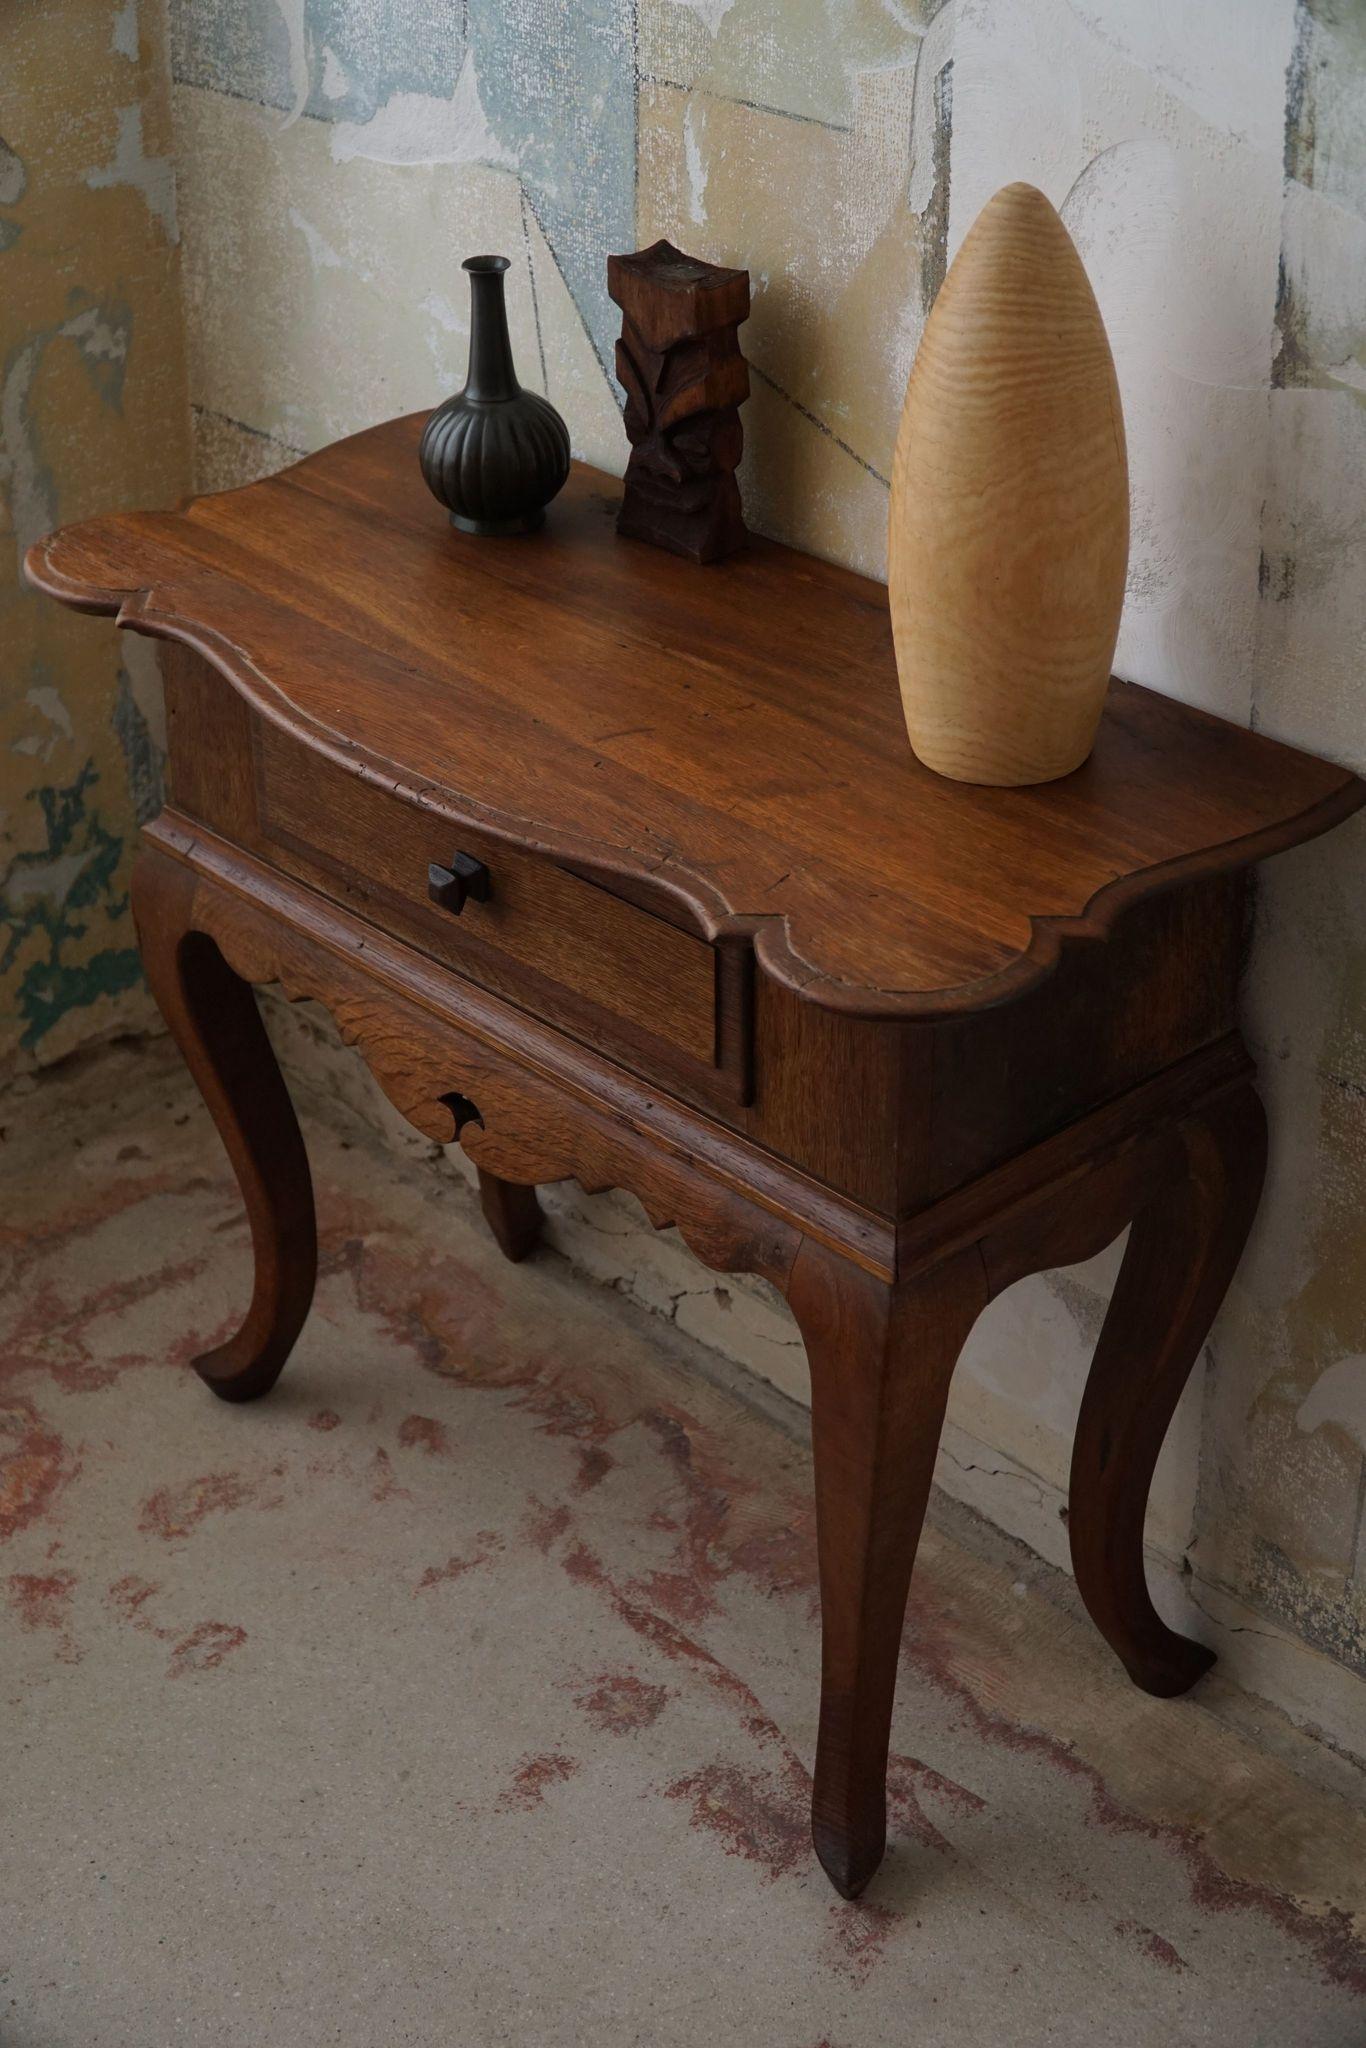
top-left (607, 238), bottom-right (750, 563)
top-left (25, 412), bottom-right (1365, 1903)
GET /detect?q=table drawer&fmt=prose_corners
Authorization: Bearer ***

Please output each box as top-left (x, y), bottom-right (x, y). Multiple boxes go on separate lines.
top-left (254, 724), bottom-right (740, 1099)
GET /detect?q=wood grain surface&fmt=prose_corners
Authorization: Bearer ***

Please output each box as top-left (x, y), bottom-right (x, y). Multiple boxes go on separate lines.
top-left (34, 417), bottom-right (1361, 1905)
top-left (25, 412), bottom-right (1360, 1018)
top-left (889, 182), bottom-right (1129, 786)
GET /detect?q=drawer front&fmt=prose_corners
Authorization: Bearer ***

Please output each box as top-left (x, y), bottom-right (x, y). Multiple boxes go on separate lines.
top-left (254, 724), bottom-right (734, 1095)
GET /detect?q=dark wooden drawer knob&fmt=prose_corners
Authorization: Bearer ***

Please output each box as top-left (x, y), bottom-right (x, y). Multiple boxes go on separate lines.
top-left (427, 852), bottom-right (491, 915)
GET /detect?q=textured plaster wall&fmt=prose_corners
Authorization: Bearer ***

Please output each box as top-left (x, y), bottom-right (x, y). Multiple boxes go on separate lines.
top-left (0, 1), bottom-right (190, 1068)
top-left (5, 2), bottom-right (1363, 1749)
top-left (927, 0), bottom-right (1366, 1753)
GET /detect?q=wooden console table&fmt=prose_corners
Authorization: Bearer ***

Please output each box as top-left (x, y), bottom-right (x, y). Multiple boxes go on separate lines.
top-left (28, 414), bottom-right (1363, 1898)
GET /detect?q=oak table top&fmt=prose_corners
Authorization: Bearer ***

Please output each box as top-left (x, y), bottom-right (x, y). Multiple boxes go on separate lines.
top-left (27, 410), bottom-right (1362, 1018)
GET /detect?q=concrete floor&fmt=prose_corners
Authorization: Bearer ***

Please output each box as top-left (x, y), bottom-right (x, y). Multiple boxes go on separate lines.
top-left (2, 1038), bottom-right (1365, 2047)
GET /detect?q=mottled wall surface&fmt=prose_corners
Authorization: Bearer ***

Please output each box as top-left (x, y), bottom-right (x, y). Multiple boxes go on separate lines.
top-left (170, 0), bottom-right (635, 494)
top-left (11, 2), bottom-right (1365, 1743)
top-left (168, 0), bottom-right (951, 556)
top-left (0, 1), bottom-right (189, 1067)
top-left (1219, 0), bottom-right (1366, 1691)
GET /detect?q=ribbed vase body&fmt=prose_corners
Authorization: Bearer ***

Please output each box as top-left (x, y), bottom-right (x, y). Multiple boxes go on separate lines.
top-left (419, 256), bottom-right (570, 536)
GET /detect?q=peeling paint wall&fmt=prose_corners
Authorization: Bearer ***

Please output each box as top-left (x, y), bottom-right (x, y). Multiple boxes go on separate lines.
top-left (0, 0), bottom-right (190, 1067)
top-left (1211, 0), bottom-right (1366, 1698)
top-left (12, 2), bottom-right (1365, 1748)
top-left (170, 0), bottom-right (635, 493)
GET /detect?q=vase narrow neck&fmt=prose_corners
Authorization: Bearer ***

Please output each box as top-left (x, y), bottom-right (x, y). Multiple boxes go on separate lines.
top-left (464, 265), bottom-right (520, 402)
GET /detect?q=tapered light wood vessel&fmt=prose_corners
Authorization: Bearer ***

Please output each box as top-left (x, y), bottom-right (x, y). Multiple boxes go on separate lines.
top-left (889, 182), bottom-right (1129, 786)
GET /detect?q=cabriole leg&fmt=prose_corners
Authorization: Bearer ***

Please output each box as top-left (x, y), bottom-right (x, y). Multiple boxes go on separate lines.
top-left (132, 851), bottom-right (317, 1402)
top-left (1068, 1080), bottom-right (1268, 1695)
top-left (787, 1239), bottom-right (987, 1899)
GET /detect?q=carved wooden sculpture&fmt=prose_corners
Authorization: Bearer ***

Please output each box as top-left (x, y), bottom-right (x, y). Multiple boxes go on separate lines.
top-left (889, 182), bottom-right (1129, 786)
top-left (607, 238), bottom-right (750, 563)
top-left (26, 413), bottom-right (1363, 1902)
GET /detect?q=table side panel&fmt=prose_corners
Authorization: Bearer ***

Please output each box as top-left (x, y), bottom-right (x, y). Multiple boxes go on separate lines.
top-left (918, 875), bottom-right (1247, 1206)
top-left (751, 979), bottom-right (920, 1215)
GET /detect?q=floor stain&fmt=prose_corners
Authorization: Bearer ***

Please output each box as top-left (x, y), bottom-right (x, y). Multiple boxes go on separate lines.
top-left (573, 1669), bottom-right (672, 1735)
top-left (397, 1413), bottom-right (450, 1456)
top-left (5, 1567), bottom-right (79, 1663)
top-left (0, 1396), bottom-right (77, 1543)
top-left (414, 1531), bottom-right (503, 1593)
top-left (165, 1619), bottom-right (247, 1678)
top-left (662, 1758), bottom-right (811, 1882)
top-left (496, 1751), bottom-right (581, 1812)
top-left (2, 1039), bottom-right (1363, 2041)
top-left (138, 1469), bottom-right (262, 1541)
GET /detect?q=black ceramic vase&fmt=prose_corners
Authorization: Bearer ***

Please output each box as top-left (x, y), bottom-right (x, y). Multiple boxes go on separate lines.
top-left (419, 254), bottom-right (570, 536)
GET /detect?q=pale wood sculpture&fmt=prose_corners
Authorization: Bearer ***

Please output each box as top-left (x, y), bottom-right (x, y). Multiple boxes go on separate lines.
top-left (889, 182), bottom-right (1129, 786)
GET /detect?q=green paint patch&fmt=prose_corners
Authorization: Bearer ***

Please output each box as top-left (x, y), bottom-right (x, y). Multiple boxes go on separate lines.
top-left (0, 133), bottom-right (26, 205)
top-left (0, 760), bottom-right (141, 1048)
top-left (17, 947), bottom-right (144, 1044)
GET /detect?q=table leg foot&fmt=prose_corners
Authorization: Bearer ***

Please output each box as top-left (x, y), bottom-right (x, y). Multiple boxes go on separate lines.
top-left (477, 1170), bottom-right (544, 1263)
top-left (812, 1818), bottom-right (882, 1902)
top-left (132, 852), bottom-right (317, 1402)
top-left (1068, 1079), bottom-right (1267, 1696)
top-left (787, 1240), bottom-right (988, 1898)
